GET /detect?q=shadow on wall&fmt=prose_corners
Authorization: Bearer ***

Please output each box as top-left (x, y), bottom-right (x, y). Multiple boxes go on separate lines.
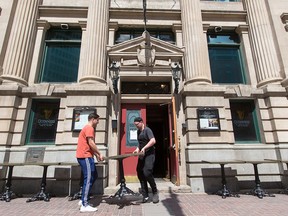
top-left (0, 165), bottom-right (105, 197)
top-left (201, 167), bottom-right (284, 194)
top-left (201, 167), bottom-right (238, 194)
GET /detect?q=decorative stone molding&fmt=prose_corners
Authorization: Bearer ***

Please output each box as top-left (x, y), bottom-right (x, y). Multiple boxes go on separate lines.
top-left (137, 31), bottom-right (156, 67)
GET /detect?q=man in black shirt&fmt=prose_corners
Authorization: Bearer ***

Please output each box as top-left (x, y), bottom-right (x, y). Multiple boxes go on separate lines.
top-left (133, 117), bottom-right (159, 203)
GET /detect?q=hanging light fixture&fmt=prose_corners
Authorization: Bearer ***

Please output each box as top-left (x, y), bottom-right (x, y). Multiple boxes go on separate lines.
top-left (171, 62), bottom-right (182, 94)
top-left (109, 61), bottom-right (120, 94)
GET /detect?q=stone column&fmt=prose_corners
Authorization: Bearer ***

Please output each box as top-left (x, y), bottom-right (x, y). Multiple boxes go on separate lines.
top-left (28, 20), bottom-right (50, 84)
top-left (1, 0), bottom-right (39, 86)
top-left (244, 0), bottom-right (282, 87)
top-left (79, 0), bottom-right (109, 84)
top-left (180, 0), bottom-right (211, 85)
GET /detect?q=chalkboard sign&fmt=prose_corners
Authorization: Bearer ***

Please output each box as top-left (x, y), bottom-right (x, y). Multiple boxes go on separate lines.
top-left (197, 108), bottom-right (220, 131)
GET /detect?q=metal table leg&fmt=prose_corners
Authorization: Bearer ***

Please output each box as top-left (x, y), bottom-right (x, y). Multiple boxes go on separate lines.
top-left (249, 163), bottom-right (274, 199)
top-left (0, 166), bottom-right (16, 202)
top-left (69, 172), bottom-right (83, 201)
top-left (216, 164), bottom-right (239, 198)
top-left (111, 158), bottom-right (139, 199)
top-left (26, 165), bottom-right (50, 202)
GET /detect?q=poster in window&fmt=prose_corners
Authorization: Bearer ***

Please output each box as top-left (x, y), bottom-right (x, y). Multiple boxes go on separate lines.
top-left (72, 108), bottom-right (96, 132)
top-left (126, 110), bottom-right (140, 147)
top-left (28, 100), bottom-right (60, 144)
top-left (197, 108), bottom-right (220, 131)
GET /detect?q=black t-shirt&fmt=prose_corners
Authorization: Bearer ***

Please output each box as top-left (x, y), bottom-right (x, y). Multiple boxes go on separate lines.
top-left (137, 126), bottom-right (155, 155)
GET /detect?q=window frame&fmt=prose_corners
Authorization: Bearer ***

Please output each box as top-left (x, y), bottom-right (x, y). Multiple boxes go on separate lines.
top-left (25, 99), bottom-right (60, 145)
top-left (115, 28), bottom-right (175, 44)
top-left (230, 100), bottom-right (261, 143)
top-left (207, 31), bottom-right (247, 84)
top-left (38, 27), bottom-right (82, 83)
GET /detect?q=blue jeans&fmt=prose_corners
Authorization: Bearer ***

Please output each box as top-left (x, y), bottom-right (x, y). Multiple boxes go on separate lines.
top-left (77, 157), bottom-right (98, 206)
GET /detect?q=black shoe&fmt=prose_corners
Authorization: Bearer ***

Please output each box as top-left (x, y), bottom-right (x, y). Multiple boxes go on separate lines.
top-left (142, 195), bottom-right (149, 203)
top-left (152, 192), bottom-right (159, 203)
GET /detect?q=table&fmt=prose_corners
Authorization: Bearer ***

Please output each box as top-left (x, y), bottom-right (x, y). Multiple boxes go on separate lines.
top-left (240, 160), bottom-right (275, 199)
top-left (0, 162), bottom-right (80, 202)
top-left (104, 153), bottom-right (143, 199)
top-left (202, 160), bottom-right (241, 198)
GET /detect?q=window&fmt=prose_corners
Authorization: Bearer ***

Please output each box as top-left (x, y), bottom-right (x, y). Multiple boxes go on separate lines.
top-left (115, 29), bottom-right (175, 44)
top-left (230, 100), bottom-right (260, 143)
top-left (207, 31), bottom-right (246, 84)
top-left (121, 82), bottom-right (171, 94)
top-left (38, 28), bottom-right (82, 83)
top-left (26, 99), bottom-right (60, 145)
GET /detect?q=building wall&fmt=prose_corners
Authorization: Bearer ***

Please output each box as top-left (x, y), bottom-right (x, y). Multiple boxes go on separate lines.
top-left (0, 0), bottom-right (288, 195)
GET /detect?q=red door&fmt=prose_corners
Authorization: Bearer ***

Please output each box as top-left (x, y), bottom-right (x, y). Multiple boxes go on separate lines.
top-left (120, 104), bottom-right (146, 180)
top-left (168, 97), bottom-right (180, 185)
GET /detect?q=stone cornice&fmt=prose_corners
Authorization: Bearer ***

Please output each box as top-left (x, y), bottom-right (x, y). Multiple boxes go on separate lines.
top-left (202, 10), bottom-right (247, 22)
top-left (38, 5), bottom-right (88, 19)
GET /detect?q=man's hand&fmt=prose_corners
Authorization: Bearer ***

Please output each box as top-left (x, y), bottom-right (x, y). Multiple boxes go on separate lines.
top-left (96, 154), bottom-right (104, 161)
top-left (133, 147), bottom-right (139, 154)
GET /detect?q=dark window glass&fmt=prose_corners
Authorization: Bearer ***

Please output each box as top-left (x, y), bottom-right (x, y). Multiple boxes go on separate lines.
top-left (115, 29), bottom-right (175, 44)
top-left (121, 82), bottom-right (171, 94)
top-left (230, 100), bottom-right (260, 142)
top-left (38, 28), bottom-right (82, 83)
top-left (26, 100), bottom-right (60, 145)
top-left (208, 32), bottom-right (246, 84)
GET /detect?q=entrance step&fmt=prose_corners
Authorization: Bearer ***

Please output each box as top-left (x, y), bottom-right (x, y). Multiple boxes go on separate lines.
top-left (104, 180), bottom-right (191, 195)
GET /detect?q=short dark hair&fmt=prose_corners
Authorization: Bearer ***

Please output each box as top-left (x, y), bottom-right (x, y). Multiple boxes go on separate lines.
top-left (88, 113), bottom-right (99, 121)
top-left (134, 117), bottom-right (143, 122)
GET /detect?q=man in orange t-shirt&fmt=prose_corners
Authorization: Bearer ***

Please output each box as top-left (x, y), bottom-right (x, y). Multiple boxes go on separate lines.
top-left (76, 113), bottom-right (103, 213)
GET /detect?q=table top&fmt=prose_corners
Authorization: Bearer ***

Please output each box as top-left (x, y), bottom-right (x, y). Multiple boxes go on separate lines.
top-left (104, 152), bottom-right (144, 160)
top-left (201, 160), bottom-right (244, 164)
top-left (0, 162), bottom-right (80, 166)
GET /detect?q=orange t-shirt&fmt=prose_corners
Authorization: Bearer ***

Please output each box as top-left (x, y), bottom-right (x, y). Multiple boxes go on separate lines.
top-left (76, 124), bottom-right (95, 158)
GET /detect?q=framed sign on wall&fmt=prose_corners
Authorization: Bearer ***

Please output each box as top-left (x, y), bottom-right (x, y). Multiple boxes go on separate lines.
top-left (197, 108), bottom-right (220, 131)
top-left (71, 107), bottom-right (96, 132)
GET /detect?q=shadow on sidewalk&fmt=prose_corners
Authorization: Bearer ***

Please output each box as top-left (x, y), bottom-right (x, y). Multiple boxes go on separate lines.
top-left (100, 194), bottom-right (142, 209)
top-left (161, 187), bottom-right (186, 216)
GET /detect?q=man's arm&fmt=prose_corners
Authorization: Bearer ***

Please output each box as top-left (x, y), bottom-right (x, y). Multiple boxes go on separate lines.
top-left (87, 137), bottom-right (103, 160)
top-left (141, 137), bottom-right (156, 153)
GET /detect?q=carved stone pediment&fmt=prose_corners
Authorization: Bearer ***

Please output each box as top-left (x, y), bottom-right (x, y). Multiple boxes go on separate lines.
top-left (108, 31), bottom-right (183, 67)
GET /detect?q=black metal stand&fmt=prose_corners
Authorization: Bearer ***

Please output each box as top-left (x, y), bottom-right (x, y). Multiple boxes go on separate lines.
top-left (249, 163), bottom-right (275, 199)
top-left (111, 158), bottom-right (138, 199)
top-left (0, 166), bottom-right (16, 202)
top-left (216, 164), bottom-right (239, 198)
top-left (26, 165), bottom-right (50, 202)
top-left (68, 172), bottom-right (83, 201)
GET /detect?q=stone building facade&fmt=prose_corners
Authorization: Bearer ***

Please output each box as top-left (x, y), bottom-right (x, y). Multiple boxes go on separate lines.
top-left (1, 0), bottom-right (288, 195)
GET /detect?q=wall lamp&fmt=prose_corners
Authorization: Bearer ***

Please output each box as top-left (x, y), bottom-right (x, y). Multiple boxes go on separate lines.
top-left (109, 61), bottom-right (120, 94)
top-left (171, 62), bottom-right (182, 94)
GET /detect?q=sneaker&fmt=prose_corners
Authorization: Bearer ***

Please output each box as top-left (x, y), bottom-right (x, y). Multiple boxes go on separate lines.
top-left (80, 205), bottom-right (98, 213)
top-left (78, 200), bottom-right (82, 207)
top-left (152, 192), bottom-right (159, 203)
top-left (142, 196), bottom-right (149, 203)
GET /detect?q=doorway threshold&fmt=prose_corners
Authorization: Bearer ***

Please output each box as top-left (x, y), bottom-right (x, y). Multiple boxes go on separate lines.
top-left (104, 178), bottom-right (191, 195)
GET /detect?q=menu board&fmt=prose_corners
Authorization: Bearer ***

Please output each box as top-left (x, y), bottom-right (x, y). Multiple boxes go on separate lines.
top-left (197, 108), bottom-right (220, 131)
top-left (72, 107), bottom-right (96, 132)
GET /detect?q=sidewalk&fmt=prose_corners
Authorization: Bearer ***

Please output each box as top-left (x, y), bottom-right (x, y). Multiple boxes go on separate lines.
top-left (1, 192), bottom-right (288, 215)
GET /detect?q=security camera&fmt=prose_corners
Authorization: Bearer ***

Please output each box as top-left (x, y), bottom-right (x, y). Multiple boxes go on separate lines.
top-left (60, 24), bottom-right (69, 30)
top-left (214, 26), bottom-right (222, 33)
